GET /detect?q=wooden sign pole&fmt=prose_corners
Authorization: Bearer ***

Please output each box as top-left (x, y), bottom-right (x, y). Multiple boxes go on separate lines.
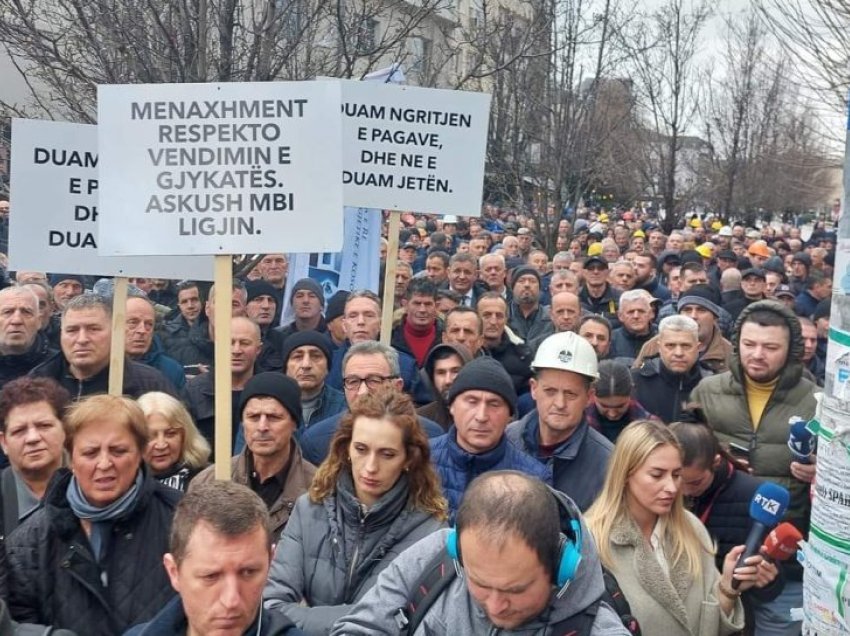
top-left (108, 277), bottom-right (129, 396)
top-left (213, 255), bottom-right (233, 480)
top-left (379, 211), bottom-right (401, 346)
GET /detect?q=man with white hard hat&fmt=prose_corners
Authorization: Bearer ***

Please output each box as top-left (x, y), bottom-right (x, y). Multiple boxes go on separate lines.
top-left (505, 331), bottom-right (613, 511)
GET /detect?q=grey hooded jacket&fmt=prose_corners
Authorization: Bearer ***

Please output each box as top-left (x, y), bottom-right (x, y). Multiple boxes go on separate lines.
top-left (329, 491), bottom-right (630, 635)
top-left (264, 472), bottom-right (445, 635)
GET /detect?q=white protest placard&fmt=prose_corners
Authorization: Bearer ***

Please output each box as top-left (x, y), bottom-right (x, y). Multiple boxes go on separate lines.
top-left (9, 118), bottom-right (213, 279)
top-left (97, 81), bottom-right (344, 256)
top-left (341, 82), bottom-right (491, 216)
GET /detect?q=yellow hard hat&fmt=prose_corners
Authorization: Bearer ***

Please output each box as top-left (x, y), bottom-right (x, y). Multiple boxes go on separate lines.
top-left (711, 220), bottom-right (722, 231)
top-left (690, 217), bottom-right (703, 228)
top-left (632, 229), bottom-right (646, 238)
top-left (587, 242), bottom-right (604, 256)
top-left (599, 212), bottom-right (609, 223)
top-left (696, 244), bottom-right (713, 258)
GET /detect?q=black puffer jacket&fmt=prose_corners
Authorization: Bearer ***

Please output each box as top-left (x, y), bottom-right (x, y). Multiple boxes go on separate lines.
top-left (6, 468), bottom-right (181, 635)
top-left (687, 460), bottom-right (783, 604)
top-left (484, 332), bottom-right (533, 395)
top-left (29, 353), bottom-right (178, 401)
top-left (631, 357), bottom-right (709, 423)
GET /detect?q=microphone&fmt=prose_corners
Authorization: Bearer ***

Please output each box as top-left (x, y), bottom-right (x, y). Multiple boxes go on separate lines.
top-left (732, 482), bottom-right (790, 589)
top-left (788, 416), bottom-right (814, 464)
top-left (762, 522), bottom-right (803, 562)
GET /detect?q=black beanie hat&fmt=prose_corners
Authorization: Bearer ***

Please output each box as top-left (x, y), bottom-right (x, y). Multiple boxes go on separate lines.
top-left (245, 280), bottom-right (279, 304)
top-left (511, 265), bottom-right (542, 288)
top-left (280, 331), bottom-right (332, 368)
top-left (48, 273), bottom-right (85, 287)
top-left (325, 290), bottom-right (350, 323)
top-left (289, 278), bottom-right (325, 306)
top-left (239, 372), bottom-right (302, 426)
top-left (447, 357), bottom-right (517, 415)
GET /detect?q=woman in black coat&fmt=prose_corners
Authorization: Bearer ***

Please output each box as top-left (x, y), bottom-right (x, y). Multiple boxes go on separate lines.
top-left (670, 420), bottom-right (784, 632)
top-left (6, 394), bottom-right (181, 635)
top-left (137, 391), bottom-right (210, 492)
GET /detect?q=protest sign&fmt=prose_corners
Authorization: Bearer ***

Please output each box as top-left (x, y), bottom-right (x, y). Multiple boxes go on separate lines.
top-left (9, 118), bottom-right (212, 279)
top-left (341, 82), bottom-right (491, 216)
top-left (97, 81), bottom-right (344, 255)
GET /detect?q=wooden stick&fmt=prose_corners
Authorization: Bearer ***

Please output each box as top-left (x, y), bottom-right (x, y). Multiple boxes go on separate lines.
top-left (213, 255), bottom-right (233, 480)
top-left (108, 277), bottom-right (128, 396)
top-left (380, 211), bottom-right (401, 346)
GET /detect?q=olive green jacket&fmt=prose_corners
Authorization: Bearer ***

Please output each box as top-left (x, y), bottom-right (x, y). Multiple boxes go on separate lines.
top-left (690, 300), bottom-right (817, 530)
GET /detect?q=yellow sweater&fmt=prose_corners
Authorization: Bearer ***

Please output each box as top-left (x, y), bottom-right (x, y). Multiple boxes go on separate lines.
top-left (745, 377), bottom-right (779, 430)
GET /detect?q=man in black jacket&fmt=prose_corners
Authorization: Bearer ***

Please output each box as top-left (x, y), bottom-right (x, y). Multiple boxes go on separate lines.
top-left (476, 292), bottom-right (533, 395)
top-left (0, 287), bottom-right (55, 387)
top-left (126, 481), bottom-right (304, 636)
top-left (168, 281), bottom-right (247, 369)
top-left (631, 314), bottom-right (707, 423)
top-left (30, 294), bottom-right (177, 400)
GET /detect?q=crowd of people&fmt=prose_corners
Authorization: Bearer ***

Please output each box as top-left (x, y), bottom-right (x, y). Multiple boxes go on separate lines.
top-left (0, 195), bottom-right (831, 635)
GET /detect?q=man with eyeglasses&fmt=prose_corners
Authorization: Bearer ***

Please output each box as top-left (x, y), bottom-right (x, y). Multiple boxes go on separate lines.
top-left (506, 332), bottom-right (612, 511)
top-left (299, 341), bottom-right (444, 465)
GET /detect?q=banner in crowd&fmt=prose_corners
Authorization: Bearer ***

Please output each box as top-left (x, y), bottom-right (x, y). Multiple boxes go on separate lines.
top-left (341, 81), bottom-right (491, 216)
top-left (282, 207), bottom-right (382, 322)
top-left (97, 81), bottom-right (344, 256)
top-left (8, 118), bottom-right (212, 279)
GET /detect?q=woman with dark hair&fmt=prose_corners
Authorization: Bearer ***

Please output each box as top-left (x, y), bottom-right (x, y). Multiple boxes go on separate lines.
top-left (0, 377), bottom-right (70, 536)
top-left (6, 394), bottom-right (181, 635)
top-left (137, 391), bottom-right (210, 492)
top-left (264, 388), bottom-right (447, 635)
top-left (585, 360), bottom-right (657, 442)
top-left (669, 419), bottom-right (783, 633)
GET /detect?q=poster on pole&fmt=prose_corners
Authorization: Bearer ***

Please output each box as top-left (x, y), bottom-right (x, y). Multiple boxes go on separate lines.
top-left (341, 81), bottom-right (491, 216)
top-left (800, 535), bottom-right (850, 634)
top-left (97, 81), bottom-right (344, 256)
top-left (283, 207), bottom-right (382, 322)
top-left (9, 118), bottom-right (213, 279)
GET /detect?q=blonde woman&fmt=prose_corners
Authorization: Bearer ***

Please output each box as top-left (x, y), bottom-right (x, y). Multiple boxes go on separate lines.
top-left (137, 391), bottom-right (210, 492)
top-left (586, 420), bottom-right (765, 636)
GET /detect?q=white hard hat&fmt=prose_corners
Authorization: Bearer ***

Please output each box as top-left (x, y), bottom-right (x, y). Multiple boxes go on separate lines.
top-left (718, 226), bottom-right (733, 237)
top-left (531, 331), bottom-right (599, 379)
top-left (442, 215), bottom-right (458, 224)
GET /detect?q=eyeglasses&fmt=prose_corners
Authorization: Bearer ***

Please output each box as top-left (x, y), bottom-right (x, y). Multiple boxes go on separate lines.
top-left (342, 375), bottom-right (397, 391)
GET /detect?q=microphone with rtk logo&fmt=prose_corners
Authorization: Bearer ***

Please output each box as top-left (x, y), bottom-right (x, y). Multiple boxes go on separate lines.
top-left (732, 482), bottom-right (791, 589)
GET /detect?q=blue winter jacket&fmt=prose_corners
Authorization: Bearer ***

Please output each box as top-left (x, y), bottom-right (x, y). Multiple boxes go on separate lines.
top-left (430, 428), bottom-right (552, 522)
top-left (300, 410), bottom-right (444, 466)
top-left (139, 335), bottom-right (187, 390)
top-left (326, 340), bottom-right (432, 405)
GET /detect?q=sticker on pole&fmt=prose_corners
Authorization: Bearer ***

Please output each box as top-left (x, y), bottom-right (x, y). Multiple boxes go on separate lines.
top-left (800, 536), bottom-right (850, 633)
top-left (9, 118), bottom-right (213, 279)
top-left (97, 81), bottom-right (344, 255)
top-left (341, 82), bottom-right (491, 216)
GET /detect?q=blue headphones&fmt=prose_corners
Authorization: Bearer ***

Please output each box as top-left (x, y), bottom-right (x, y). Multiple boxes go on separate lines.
top-left (446, 517), bottom-right (583, 590)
